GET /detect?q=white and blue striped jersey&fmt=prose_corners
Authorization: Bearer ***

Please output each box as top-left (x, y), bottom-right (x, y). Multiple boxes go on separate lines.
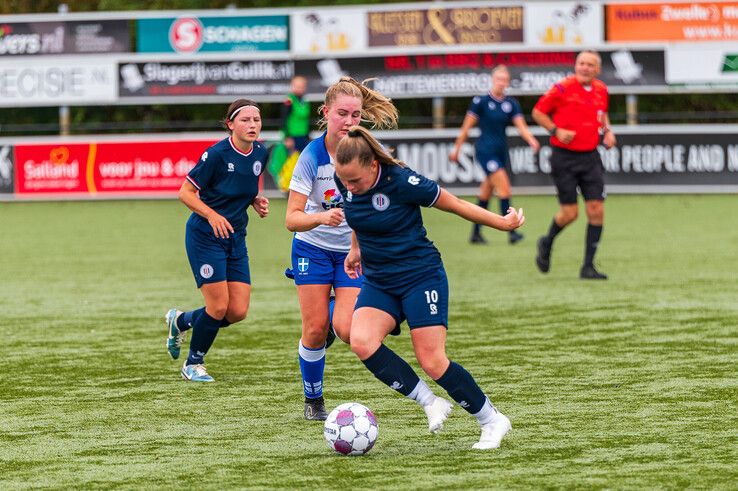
top-left (289, 132), bottom-right (351, 252)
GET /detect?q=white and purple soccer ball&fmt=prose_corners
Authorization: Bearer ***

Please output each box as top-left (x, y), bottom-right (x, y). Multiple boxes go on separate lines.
top-left (323, 402), bottom-right (378, 456)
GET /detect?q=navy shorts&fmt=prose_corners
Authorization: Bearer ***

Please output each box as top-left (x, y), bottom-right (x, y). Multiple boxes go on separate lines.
top-left (185, 222), bottom-right (250, 288)
top-left (356, 267), bottom-right (449, 332)
top-left (291, 238), bottom-right (362, 288)
top-left (550, 146), bottom-right (606, 204)
top-left (476, 150), bottom-right (507, 176)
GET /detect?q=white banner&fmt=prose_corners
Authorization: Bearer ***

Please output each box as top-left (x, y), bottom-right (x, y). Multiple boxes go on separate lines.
top-left (666, 45), bottom-right (738, 84)
top-left (0, 57), bottom-right (117, 107)
top-left (524, 1), bottom-right (603, 47)
top-left (290, 9), bottom-right (368, 55)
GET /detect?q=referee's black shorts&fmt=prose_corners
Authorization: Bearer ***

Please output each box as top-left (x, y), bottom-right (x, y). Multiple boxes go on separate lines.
top-left (550, 146), bottom-right (605, 204)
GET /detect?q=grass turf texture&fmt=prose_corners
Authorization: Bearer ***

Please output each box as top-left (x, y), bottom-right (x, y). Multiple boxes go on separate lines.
top-left (0, 195), bottom-right (736, 489)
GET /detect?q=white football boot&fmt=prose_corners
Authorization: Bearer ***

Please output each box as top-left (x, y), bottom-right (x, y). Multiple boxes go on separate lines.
top-left (423, 396), bottom-right (453, 433)
top-left (473, 412), bottom-right (511, 450)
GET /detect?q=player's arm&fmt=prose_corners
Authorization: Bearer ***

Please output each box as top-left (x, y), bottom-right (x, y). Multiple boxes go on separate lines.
top-left (285, 190), bottom-right (344, 231)
top-left (512, 115), bottom-right (540, 153)
top-left (433, 188), bottom-right (524, 231)
top-left (178, 180), bottom-right (234, 238)
top-left (449, 113), bottom-right (478, 163)
top-left (600, 112), bottom-right (616, 149)
top-left (532, 107), bottom-right (575, 145)
top-left (344, 231), bottom-right (362, 279)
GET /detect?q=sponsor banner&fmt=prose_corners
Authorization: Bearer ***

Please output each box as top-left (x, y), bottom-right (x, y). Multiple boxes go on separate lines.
top-left (291, 9), bottom-right (367, 55)
top-left (666, 45), bottom-right (738, 84)
top-left (136, 16), bottom-right (289, 53)
top-left (0, 20), bottom-right (129, 56)
top-left (606, 2), bottom-right (738, 42)
top-left (295, 50), bottom-right (665, 98)
top-left (370, 129), bottom-right (738, 190)
top-left (367, 5), bottom-right (523, 47)
top-left (524, 1), bottom-right (603, 46)
top-left (0, 57), bottom-right (117, 107)
top-left (118, 60), bottom-right (294, 98)
top-left (14, 140), bottom-right (215, 196)
top-left (0, 144), bottom-right (13, 194)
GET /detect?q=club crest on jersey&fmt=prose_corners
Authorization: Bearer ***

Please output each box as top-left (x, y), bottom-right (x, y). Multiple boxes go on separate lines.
top-left (501, 101), bottom-right (512, 113)
top-left (372, 193), bottom-right (390, 211)
top-left (201, 151), bottom-right (208, 161)
top-left (253, 161), bottom-right (262, 175)
top-left (227, 162), bottom-right (235, 172)
top-left (200, 264), bottom-right (214, 279)
top-left (408, 176), bottom-right (420, 185)
top-left (488, 102), bottom-right (496, 110)
top-left (297, 257), bottom-right (309, 273)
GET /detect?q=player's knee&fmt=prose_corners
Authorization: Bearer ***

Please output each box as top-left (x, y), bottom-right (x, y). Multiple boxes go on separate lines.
top-left (418, 354), bottom-right (449, 380)
top-left (332, 319), bottom-right (351, 344)
top-left (560, 208), bottom-right (578, 223)
top-left (226, 305), bottom-right (248, 323)
top-left (206, 303), bottom-right (228, 320)
top-left (303, 322), bottom-right (328, 346)
top-left (350, 332), bottom-right (378, 360)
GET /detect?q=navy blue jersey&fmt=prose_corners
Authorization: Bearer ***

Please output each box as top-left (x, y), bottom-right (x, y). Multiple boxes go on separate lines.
top-left (186, 137), bottom-right (267, 233)
top-left (468, 94), bottom-right (522, 157)
top-left (335, 164), bottom-right (442, 289)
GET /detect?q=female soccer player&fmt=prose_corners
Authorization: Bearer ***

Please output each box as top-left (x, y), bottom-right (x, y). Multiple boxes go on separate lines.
top-left (449, 65), bottom-right (539, 245)
top-left (334, 126), bottom-right (524, 449)
top-left (164, 99), bottom-right (269, 382)
top-left (285, 77), bottom-right (398, 420)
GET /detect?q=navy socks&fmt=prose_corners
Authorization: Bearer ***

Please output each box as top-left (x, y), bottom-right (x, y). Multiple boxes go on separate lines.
top-left (434, 361), bottom-right (487, 415)
top-left (362, 344), bottom-right (420, 397)
top-left (584, 224), bottom-right (603, 266)
top-left (186, 311), bottom-right (222, 366)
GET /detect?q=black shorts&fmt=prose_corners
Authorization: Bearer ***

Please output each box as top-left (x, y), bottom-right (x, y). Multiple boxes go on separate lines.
top-left (550, 146), bottom-right (605, 204)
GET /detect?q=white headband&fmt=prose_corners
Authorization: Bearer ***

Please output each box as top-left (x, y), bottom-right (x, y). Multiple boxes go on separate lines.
top-left (229, 104), bottom-right (259, 120)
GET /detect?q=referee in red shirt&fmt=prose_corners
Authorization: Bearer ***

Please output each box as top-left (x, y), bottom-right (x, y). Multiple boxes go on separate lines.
top-left (531, 50), bottom-right (616, 280)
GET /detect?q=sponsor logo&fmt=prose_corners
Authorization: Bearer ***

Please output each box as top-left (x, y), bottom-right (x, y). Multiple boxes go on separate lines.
top-left (459, 400), bottom-right (470, 408)
top-left (253, 160), bottom-right (262, 175)
top-left (170, 18), bottom-right (204, 53)
top-left (321, 188), bottom-right (343, 209)
top-left (611, 50), bottom-right (642, 84)
top-left (227, 162), bottom-right (235, 172)
top-left (408, 175), bottom-right (420, 185)
top-left (200, 264), bottom-right (214, 279)
top-left (390, 381), bottom-right (403, 390)
top-left (722, 54), bottom-right (738, 73)
top-left (201, 151), bottom-right (208, 161)
top-left (371, 193), bottom-right (390, 211)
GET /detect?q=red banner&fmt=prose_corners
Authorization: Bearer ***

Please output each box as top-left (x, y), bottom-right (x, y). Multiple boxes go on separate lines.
top-left (15, 139), bottom-right (217, 197)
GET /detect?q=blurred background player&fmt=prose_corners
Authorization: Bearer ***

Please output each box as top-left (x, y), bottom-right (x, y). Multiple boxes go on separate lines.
top-left (285, 77), bottom-right (399, 420)
top-left (164, 99), bottom-right (270, 382)
top-left (335, 126), bottom-right (524, 449)
top-left (268, 76), bottom-right (311, 192)
top-left (531, 50), bottom-right (616, 280)
top-left (449, 65), bottom-right (540, 245)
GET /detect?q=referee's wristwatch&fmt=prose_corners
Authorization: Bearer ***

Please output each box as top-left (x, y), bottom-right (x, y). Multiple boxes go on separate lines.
top-left (549, 126), bottom-right (557, 136)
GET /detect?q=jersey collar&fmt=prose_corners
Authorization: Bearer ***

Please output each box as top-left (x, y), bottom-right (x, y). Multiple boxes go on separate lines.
top-left (369, 163), bottom-right (383, 190)
top-left (489, 92), bottom-right (506, 103)
top-left (229, 136), bottom-right (254, 157)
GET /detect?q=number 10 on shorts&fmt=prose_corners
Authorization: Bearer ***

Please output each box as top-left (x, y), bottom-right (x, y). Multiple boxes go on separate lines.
top-left (424, 290), bottom-right (438, 315)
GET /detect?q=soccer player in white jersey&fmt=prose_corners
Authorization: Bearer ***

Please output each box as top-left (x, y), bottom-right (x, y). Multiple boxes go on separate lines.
top-left (285, 77), bottom-right (398, 420)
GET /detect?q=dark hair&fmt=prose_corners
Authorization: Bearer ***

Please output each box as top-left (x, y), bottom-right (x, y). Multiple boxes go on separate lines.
top-left (336, 126), bottom-right (405, 168)
top-left (221, 99), bottom-right (260, 132)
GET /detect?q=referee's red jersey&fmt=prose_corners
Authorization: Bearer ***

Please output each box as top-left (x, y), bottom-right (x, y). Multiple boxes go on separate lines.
top-left (534, 76), bottom-right (609, 152)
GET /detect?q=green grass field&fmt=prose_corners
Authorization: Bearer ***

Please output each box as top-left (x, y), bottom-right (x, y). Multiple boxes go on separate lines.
top-left (1, 195), bottom-right (736, 489)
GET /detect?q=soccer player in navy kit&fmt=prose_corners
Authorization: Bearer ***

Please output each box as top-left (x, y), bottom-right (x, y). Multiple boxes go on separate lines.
top-left (449, 65), bottom-right (539, 245)
top-left (335, 126), bottom-right (524, 449)
top-left (286, 77), bottom-right (399, 420)
top-left (164, 99), bottom-right (270, 382)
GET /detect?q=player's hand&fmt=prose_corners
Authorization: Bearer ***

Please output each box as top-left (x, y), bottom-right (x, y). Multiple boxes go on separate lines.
top-left (448, 148), bottom-right (460, 163)
top-left (603, 130), bottom-right (617, 149)
top-left (344, 248), bottom-right (362, 279)
top-left (556, 128), bottom-right (576, 144)
top-left (502, 207), bottom-right (525, 231)
top-left (252, 196), bottom-right (269, 218)
top-left (207, 212), bottom-right (234, 238)
top-left (321, 208), bottom-right (345, 227)
top-left (528, 138), bottom-right (541, 154)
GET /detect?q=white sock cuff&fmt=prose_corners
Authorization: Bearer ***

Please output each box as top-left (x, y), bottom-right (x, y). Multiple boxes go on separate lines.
top-left (473, 397), bottom-right (497, 426)
top-left (407, 379), bottom-right (435, 407)
top-left (298, 341), bottom-right (326, 362)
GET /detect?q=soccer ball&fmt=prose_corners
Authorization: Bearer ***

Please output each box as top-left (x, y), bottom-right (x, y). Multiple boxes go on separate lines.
top-left (323, 402), bottom-right (378, 456)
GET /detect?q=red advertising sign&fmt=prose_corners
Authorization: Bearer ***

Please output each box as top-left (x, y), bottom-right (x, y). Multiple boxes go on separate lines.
top-left (15, 139), bottom-right (217, 197)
